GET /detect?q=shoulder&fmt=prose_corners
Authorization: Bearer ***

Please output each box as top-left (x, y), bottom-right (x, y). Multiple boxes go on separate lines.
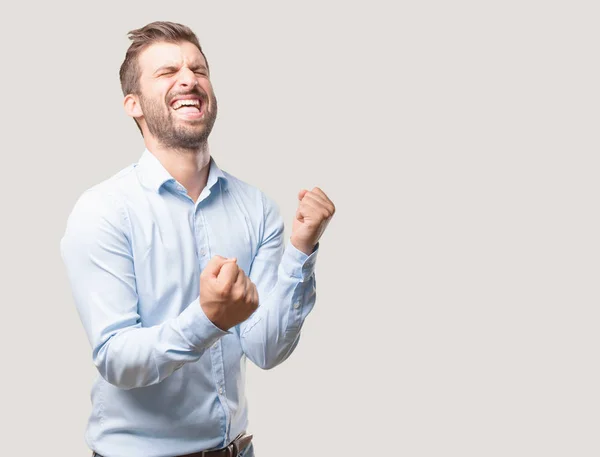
top-left (220, 169), bottom-right (281, 218)
top-left (219, 169), bottom-right (266, 204)
top-left (89, 162), bottom-right (139, 203)
top-left (65, 163), bottom-right (138, 231)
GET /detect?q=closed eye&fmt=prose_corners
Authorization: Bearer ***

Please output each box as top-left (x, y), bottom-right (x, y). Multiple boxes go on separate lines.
top-left (154, 65), bottom-right (180, 77)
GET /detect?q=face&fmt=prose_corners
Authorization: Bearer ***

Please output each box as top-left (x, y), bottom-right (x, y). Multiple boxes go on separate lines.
top-left (131, 41), bottom-right (218, 149)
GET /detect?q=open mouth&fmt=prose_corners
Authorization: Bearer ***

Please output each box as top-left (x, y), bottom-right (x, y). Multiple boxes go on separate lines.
top-left (170, 96), bottom-right (204, 119)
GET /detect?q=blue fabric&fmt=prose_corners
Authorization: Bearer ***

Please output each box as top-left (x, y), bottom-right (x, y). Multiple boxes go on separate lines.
top-left (61, 149), bottom-right (317, 457)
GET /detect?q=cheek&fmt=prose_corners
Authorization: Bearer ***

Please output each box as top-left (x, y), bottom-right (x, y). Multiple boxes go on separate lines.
top-left (160, 86), bottom-right (173, 106)
top-left (148, 80), bottom-right (175, 105)
top-left (200, 80), bottom-right (215, 97)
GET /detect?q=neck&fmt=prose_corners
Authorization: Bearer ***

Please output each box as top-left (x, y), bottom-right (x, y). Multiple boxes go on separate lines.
top-left (145, 137), bottom-right (211, 202)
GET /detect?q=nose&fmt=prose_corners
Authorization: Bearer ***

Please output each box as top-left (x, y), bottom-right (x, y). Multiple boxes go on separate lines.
top-left (177, 67), bottom-right (197, 89)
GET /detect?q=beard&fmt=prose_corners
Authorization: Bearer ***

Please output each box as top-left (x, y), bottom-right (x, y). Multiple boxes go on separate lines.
top-left (138, 89), bottom-right (218, 150)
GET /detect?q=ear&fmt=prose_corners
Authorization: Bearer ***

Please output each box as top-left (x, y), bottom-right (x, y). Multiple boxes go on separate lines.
top-left (124, 94), bottom-right (143, 119)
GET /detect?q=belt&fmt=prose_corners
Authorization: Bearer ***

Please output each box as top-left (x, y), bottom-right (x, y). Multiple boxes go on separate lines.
top-left (93, 433), bottom-right (253, 457)
top-left (177, 433), bottom-right (253, 457)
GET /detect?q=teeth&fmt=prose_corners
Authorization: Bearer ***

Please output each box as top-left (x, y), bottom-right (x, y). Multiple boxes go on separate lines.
top-left (172, 99), bottom-right (201, 110)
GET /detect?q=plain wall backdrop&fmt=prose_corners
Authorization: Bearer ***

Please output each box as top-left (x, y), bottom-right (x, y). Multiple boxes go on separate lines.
top-left (1, 1), bottom-right (598, 456)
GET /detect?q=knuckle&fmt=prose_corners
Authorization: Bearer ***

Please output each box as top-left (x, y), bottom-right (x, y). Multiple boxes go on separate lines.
top-left (222, 279), bottom-right (237, 295)
top-left (217, 285), bottom-right (231, 299)
top-left (232, 286), bottom-right (244, 301)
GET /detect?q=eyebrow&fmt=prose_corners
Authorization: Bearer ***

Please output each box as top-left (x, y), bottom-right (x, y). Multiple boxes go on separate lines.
top-left (153, 65), bottom-right (179, 75)
top-left (153, 63), bottom-right (209, 75)
top-left (189, 64), bottom-right (209, 72)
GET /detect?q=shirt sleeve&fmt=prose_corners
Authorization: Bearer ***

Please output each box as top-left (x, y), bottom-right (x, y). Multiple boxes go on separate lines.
top-left (60, 189), bottom-right (228, 389)
top-left (239, 193), bottom-right (318, 369)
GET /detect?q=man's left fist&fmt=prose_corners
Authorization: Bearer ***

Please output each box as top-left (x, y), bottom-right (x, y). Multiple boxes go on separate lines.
top-left (290, 187), bottom-right (336, 255)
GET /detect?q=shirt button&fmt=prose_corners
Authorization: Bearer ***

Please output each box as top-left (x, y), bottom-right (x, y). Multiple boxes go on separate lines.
top-left (293, 302), bottom-right (300, 309)
top-left (200, 248), bottom-right (206, 256)
top-left (218, 387), bottom-right (224, 395)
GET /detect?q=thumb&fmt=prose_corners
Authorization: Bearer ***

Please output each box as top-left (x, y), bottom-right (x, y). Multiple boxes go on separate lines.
top-left (205, 255), bottom-right (237, 278)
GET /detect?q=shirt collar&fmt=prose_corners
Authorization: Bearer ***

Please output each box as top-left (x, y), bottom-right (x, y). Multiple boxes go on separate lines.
top-left (136, 148), bottom-right (227, 193)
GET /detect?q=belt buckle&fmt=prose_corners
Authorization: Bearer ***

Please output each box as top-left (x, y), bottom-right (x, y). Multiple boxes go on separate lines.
top-left (231, 440), bottom-right (240, 457)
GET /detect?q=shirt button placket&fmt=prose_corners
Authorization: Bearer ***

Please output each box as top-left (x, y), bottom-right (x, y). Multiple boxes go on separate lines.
top-left (195, 209), bottom-right (209, 266)
top-left (210, 341), bottom-right (230, 443)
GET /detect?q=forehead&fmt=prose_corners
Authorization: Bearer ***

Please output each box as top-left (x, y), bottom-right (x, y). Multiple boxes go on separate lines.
top-left (138, 41), bottom-right (207, 73)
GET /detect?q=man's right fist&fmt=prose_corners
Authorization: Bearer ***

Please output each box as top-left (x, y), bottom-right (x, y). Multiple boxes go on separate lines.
top-left (199, 255), bottom-right (259, 331)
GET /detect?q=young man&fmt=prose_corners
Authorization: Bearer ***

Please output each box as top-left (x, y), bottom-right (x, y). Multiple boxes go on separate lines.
top-left (60, 21), bottom-right (335, 457)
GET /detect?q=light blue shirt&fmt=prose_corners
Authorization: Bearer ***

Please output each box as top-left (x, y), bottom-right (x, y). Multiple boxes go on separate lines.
top-left (60, 149), bottom-right (318, 457)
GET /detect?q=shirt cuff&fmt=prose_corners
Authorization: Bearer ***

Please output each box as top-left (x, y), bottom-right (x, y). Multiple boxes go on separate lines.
top-left (281, 240), bottom-right (319, 281)
top-left (177, 298), bottom-right (230, 350)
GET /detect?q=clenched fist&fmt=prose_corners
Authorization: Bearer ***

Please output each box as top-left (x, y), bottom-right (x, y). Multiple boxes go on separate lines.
top-left (290, 187), bottom-right (336, 255)
top-left (200, 256), bottom-right (259, 331)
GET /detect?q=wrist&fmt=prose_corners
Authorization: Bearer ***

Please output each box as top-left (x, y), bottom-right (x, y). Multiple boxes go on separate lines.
top-left (289, 236), bottom-right (314, 256)
top-left (200, 302), bottom-right (229, 331)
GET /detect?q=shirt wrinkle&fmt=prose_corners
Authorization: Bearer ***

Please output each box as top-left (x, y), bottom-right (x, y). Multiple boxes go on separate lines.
top-left (60, 148), bottom-right (319, 457)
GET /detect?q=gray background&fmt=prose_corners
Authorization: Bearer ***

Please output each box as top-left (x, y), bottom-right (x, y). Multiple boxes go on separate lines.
top-left (2, 1), bottom-right (598, 456)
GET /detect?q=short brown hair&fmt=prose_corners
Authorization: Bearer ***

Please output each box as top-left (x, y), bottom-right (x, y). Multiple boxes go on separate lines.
top-left (119, 21), bottom-right (209, 97)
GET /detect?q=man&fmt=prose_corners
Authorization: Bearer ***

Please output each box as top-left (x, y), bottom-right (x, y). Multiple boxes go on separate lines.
top-left (60, 21), bottom-right (335, 457)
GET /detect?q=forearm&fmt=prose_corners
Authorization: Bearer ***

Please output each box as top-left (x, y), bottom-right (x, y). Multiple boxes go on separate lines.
top-left (92, 299), bottom-right (227, 389)
top-left (241, 242), bottom-right (317, 369)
